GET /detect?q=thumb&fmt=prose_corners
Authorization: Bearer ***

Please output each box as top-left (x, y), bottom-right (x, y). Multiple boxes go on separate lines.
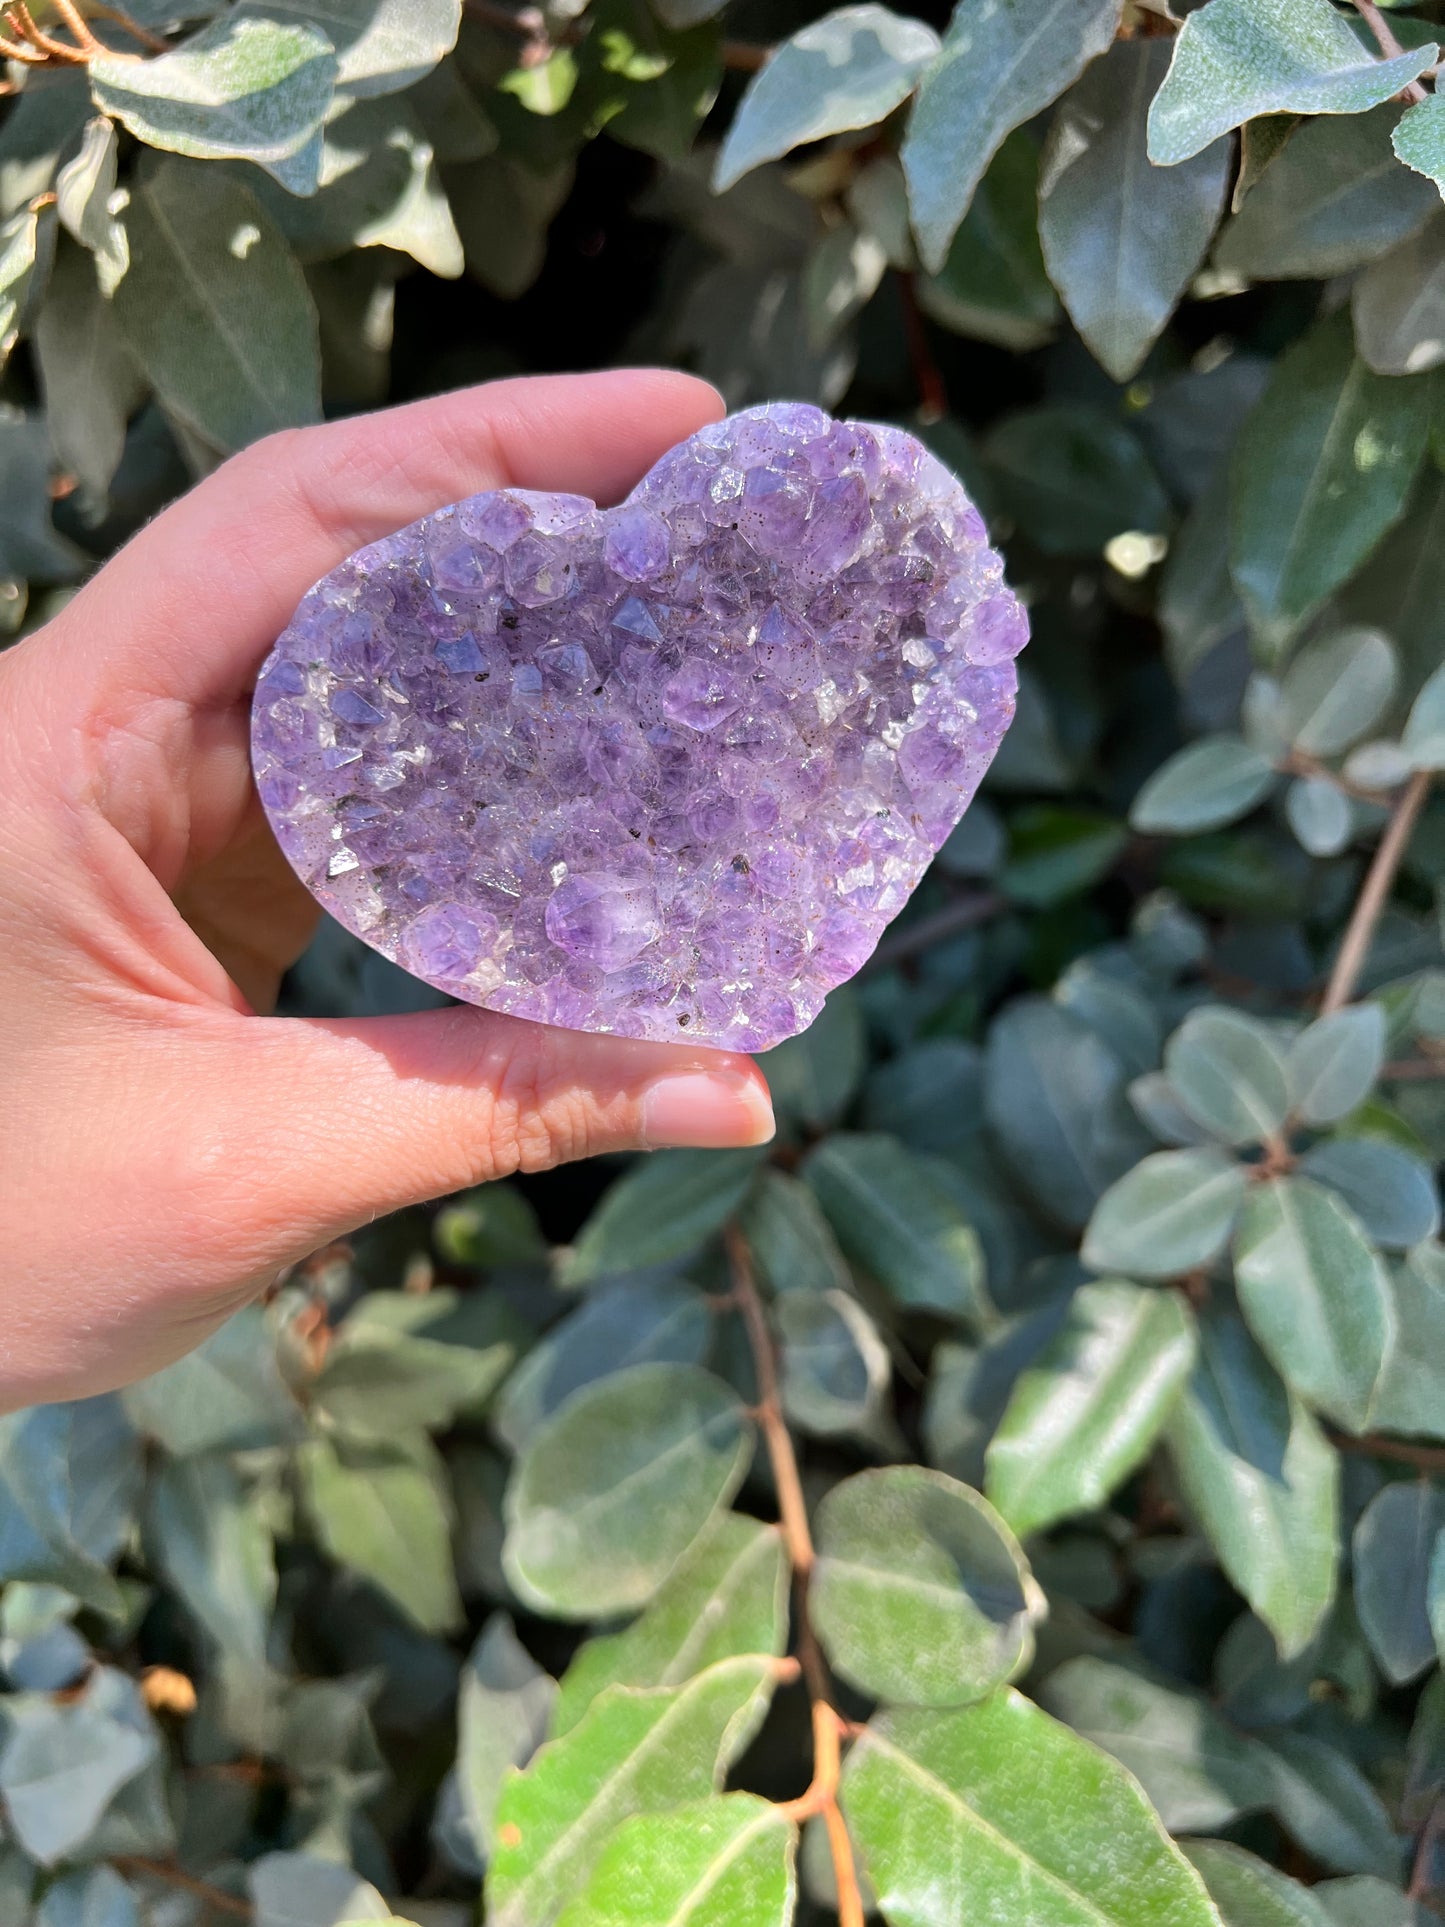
top-left (191, 1003), bottom-right (775, 1273)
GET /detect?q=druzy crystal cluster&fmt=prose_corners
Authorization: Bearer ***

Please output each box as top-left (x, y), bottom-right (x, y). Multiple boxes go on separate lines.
top-left (251, 403), bottom-right (1027, 1051)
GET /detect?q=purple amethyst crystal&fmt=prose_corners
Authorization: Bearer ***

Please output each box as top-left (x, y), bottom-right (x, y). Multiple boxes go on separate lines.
top-left (251, 403), bottom-right (1027, 1052)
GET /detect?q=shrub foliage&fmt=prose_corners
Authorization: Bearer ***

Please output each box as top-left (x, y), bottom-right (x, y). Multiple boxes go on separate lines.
top-left (3, 0), bottom-right (1445, 1923)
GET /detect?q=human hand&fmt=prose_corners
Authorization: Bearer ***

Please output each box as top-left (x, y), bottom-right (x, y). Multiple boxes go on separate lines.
top-left (0, 371), bottom-right (775, 1411)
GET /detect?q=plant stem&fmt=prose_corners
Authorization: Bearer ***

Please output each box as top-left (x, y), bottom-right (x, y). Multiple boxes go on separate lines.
top-left (1351, 0), bottom-right (1430, 102)
top-left (725, 1224), bottom-right (866, 1927)
top-left (896, 270), bottom-right (948, 425)
top-left (112, 1859), bottom-right (251, 1919)
top-left (865, 889), bottom-right (1003, 974)
top-left (1319, 770), bottom-right (1431, 1017)
top-left (1328, 1430), bottom-right (1445, 1475)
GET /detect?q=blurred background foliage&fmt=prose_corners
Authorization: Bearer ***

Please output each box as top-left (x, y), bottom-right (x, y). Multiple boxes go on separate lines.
top-left (4, 0), bottom-right (1445, 1923)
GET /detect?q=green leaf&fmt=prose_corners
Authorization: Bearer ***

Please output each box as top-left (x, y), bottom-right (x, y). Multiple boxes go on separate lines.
top-left (1318, 1878), bottom-right (1439, 1927)
top-left (1403, 662), bottom-right (1445, 771)
top-left (902, 0), bottom-right (1124, 273)
top-left (0, 204), bottom-right (45, 367)
top-left (146, 1454), bottom-right (275, 1664)
top-left (1216, 107), bottom-right (1439, 282)
top-left (1394, 92), bottom-right (1445, 198)
top-left (122, 1303), bottom-right (303, 1455)
top-left (1352, 1479), bottom-right (1445, 1685)
top-left (1164, 1006), bottom-right (1291, 1147)
top-left (1288, 1007), bottom-right (1387, 1126)
top-left (1147, 0), bottom-right (1437, 167)
top-left (113, 159), bottom-right (320, 452)
top-left (554, 1794), bottom-right (796, 1927)
top-left (36, 1866), bottom-right (140, 1927)
top-left (247, 1853), bottom-right (389, 1927)
top-left (986, 403), bottom-right (1169, 557)
top-left (488, 1654), bottom-right (782, 1927)
top-left (755, 987), bottom-right (865, 1133)
top-left (1130, 735), bottom-right (1278, 835)
top-left (0, 1670), bottom-right (157, 1865)
top-left (842, 1691), bottom-right (1221, 1926)
top-left (778, 1289), bottom-right (890, 1437)
top-left (737, 1168), bottom-right (853, 1299)
top-left (1373, 1244), bottom-right (1445, 1437)
top-left (1287, 776), bottom-right (1354, 857)
top-left (1166, 1309), bottom-right (1339, 1658)
top-left (985, 997), bottom-right (1152, 1230)
top-left (92, 15), bottom-right (336, 184)
top-left (862, 1038), bottom-right (983, 1155)
top-left (812, 1466), bottom-right (1041, 1707)
top-left (1159, 469), bottom-right (1247, 687)
top-left (1082, 1148), bottom-right (1247, 1279)
top-left (1354, 214), bottom-right (1445, 378)
top-left (434, 1181), bottom-right (546, 1268)
top-left (714, 4), bottom-right (939, 191)
top-left (298, 1432), bottom-right (462, 1633)
top-left (1001, 806), bottom-right (1127, 907)
top-left (54, 115), bottom-right (128, 288)
top-left (250, 0), bottom-right (459, 99)
top-left (802, 1132), bottom-right (989, 1323)
top-left (1038, 39), bottom-right (1229, 382)
top-left (1258, 1730), bottom-right (1402, 1880)
top-left (1184, 1839), bottom-right (1334, 1927)
top-left (561, 1148), bottom-right (763, 1286)
top-left (917, 128), bottom-right (1060, 351)
top-left (455, 1613), bottom-right (557, 1863)
top-left (503, 1363), bottom-right (752, 1620)
top-left (1040, 1658), bottom-right (1272, 1832)
top-left (313, 1287), bottom-right (519, 1439)
top-left (34, 239), bottom-right (141, 514)
top-left (495, 1279), bottom-right (711, 1456)
top-left (1234, 1176), bottom-right (1395, 1431)
top-left (987, 1280), bottom-right (1198, 1536)
top-left (0, 413), bottom-right (84, 583)
top-left (1278, 627), bottom-right (1399, 757)
top-left (551, 1512), bottom-right (786, 1737)
top-left (1305, 1137), bottom-right (1440, 1249)
top-left (1231, 313), bottom-right (1428, 643)
top-left (0, 1398), bottom-right (139, 1618)
top-left (444, 151), bottom-right (573, 299)
top-left (593, 0), bottom-right (722, 168)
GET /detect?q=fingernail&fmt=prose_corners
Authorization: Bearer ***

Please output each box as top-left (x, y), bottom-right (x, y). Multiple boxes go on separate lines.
top-left (641, 1069), bottom-right (775, 1150)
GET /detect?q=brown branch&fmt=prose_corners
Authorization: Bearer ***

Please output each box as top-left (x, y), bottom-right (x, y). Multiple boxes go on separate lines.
top-left (1384, 1057), bottom-right (1445, 1081)
top-left (725, 1224), bottom-right (865, 1927)
top-left (896, 269), bottom-right (948, 425)
top-left (1319, 771), bottom-right (1431, 1017)
top-left (85, 0), bottom-right (169, 52)
top-left (111, 1860), bottom-right (250, 1919)
top-left (1351, 0), bottom-right (1430, 102)
top-left (1328, 1431), bottom-right (1445, 1474)
top-left (865, 889), bottom-right (1003, 974)
top-left (721, 39), bottom-right (769, 73)
top-left (1279, 748), bottom-right (1398, 808)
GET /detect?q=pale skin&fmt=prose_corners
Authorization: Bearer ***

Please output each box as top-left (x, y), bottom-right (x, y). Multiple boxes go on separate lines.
top-left (0, 370), bottom-right (776, 1413)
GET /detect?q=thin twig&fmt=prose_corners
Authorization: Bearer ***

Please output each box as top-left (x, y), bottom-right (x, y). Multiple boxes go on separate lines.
top-left (721, 39), bottom-right (769, 73)
top-left (1409, 1795), bottom-right (1445, 1903)
top-left (1352, 0), bottom-right (1430, 102)
top-left (111, 1859), bottom-right (251, 1919)
top-left (896, 269), bottom-right (948, 425)
top-left (1319, 771), bottom-right (1431, 1017)
top-left (1280, 748), bottom-right (1397, 808)
top-left (1384, 1057), bottom-right (1445, 1081)
top-left (725, 1225), bottom-right (866, 1927)
top-left (865, 890), bottom-right (1003, 974)
top-left (1328, 1431), bottom-right (1445, 1474)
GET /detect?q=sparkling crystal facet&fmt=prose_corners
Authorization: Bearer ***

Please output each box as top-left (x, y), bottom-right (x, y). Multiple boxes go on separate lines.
top-left (251, 404), bottom-right (1027, 1051)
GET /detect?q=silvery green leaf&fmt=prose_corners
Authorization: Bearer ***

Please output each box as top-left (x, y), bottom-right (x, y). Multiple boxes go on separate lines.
top-left (249, 0), bottom-right (460, 99)
top-left (1373, 1245), bottom-right (1445, 1439)
top-left (34, 239), bottom-right (142, 514)
top-left (1164, 1006), bottom-right (1291, 1147)
top-left (1038, 40), bottom-right (1229, 383)
top-left (1278, 628), bottom-right (1398, 758)
top-left (0, 204), bottom-right (43, 366)
top-left (146, 1453), bottom-right (275, 1664)
top-left (1147, 0), bottom-right (1436, 166)
top-left (91, 15), bottom-right (337, 184)
top-left (1082, 1148), bottom-right (1246, 1279)
top-left (550, 1511), bottom-right (786, 1737)
top-left (1303, 1137), bottom-right (1440, 1248)
top-left (738, 1167), bottom-right (853, 1298)
top-left (1354, 214), bottom-right (1445, 378)
top-left (985, 404), bottom-right (1168, 556)
top-left (454, 1613), bottom-right (557, 1863)
top-left (841, 1692), bottom-right (1222, 1927)
top-left (1287, 776), bottom-right (1354, 857)
top-left (812, 1466), bottom-right (1042, 1707)
top-left (299, 1432), bottom-right (462, 1633)
top-left (1352, 1480), bottom-right (1445, 1685)
top-left (846, 153), bottom-right (913, 269)
top-left (922, 1304), bottom-right (1071, 1490)
top-left (1287, 1007), bottom-right (1386, 1125)
top-left (35, 1865), bottom-right (138, 1927)
top-left (902, 0), bottom-right (1124, 273)
top-left (778, 1289), bottom-right (890, 1437)
top-left (1234, 1176), bottom-right (1395, 1432)
top-left (756, 986), bottom-right (865, 1132)
top-left (1394, 92), bottom-right (1445, 198)
top-left (311, 1286), bottom-right (520, 1438)
top-left (553, 1794), bottom-right (796, 1927)
top-left (1129, 1073), bottom-right (1214, 1148)
top-left (0, 1397), bottom-right (139, 1617)
top-left (561, 1148), bottom-right (763, 1285)
top-left (1319, 1876), bottom-right (1439, 1927)
top-left (1166, 1310), bottom-right (1339, 1659)
top-left (53, 116), bottom-right (127, 287)
top-left (1216, 107), bottom-right (1438, 282)
top-left (714, 5), bottom-right (939, 192)
top-left (1184, 1839), bottom-right (1334, 1927)
top-left (987, 1280), bottom-right (1197, 1537)
top-left (1130, 735), bottom-right (1277, 836)
top-left (1257, 1730), bottom-right (1403, 1880)
top-left (1403, 663), bottom-right (1445, 771)
top-left (1342, 740), bottom-right (1413, 792)
top-left (489, 1654), bottom-right (783, 1927)
top-left (1039, 1657), bottom-right (1272, 1832)
top-left (247, 1852), bottom-right (390, 1927)
top-left (113, 160), bottom-right (320, 452)
top-left (502, 1363), bottom-right (752, 1620)
top-left (916, 128), bottom-right (1060, 353)
top-left (0, 1668), bottom-right (157, 1864)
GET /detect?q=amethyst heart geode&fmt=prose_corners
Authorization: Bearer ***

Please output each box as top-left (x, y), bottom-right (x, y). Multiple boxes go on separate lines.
top-left (251, 402), bottom-right (1026, 1051)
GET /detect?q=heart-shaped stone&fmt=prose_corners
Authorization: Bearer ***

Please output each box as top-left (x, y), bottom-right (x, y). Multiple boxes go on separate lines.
top-left (251, 402), bottom-right (1026, 1051)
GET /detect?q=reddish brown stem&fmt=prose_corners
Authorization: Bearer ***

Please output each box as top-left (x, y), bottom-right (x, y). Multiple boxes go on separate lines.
top-left (111, 1860), bottom-right (250, 1919)
top-left (1352, 0), bottom-right (1430, 102)
top-left (1319, 771), bottom-right (1431, 1017)
top-left (896, 269), bottom-right (948, 424)
top-left (1328, 1431), bottom-right (1445, 1474)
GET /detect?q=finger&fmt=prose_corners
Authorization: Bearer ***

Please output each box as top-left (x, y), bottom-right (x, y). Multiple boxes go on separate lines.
top-left (42, 369), bottom-right (724, 714)
top-left (150, 1004), bottom-right (774, 1287)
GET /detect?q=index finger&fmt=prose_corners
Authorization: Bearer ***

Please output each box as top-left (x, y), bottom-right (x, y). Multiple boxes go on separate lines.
top-left (42, 369), bottom-right (725, 713)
